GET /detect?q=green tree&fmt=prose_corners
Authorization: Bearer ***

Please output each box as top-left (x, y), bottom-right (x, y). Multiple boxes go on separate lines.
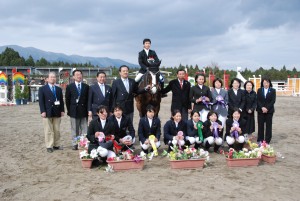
top-left (25, 55), bottom-right (35, 66)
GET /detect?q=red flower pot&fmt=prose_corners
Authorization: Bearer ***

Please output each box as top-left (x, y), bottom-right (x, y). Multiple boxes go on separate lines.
top-left (226, 158), bottom-right (260, 167)
top-left (107, 160), bottom-right (144, 171)
top-left (261, 154), bottom-right (276, 164)
top-left (81, 159), bottom-right (93, 168)
top-left (169, 159), bottom-right (206, 169)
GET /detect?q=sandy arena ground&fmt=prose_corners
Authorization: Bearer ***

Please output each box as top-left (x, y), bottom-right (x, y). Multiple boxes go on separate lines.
top-left (0, 96), bottom-right (299, 201)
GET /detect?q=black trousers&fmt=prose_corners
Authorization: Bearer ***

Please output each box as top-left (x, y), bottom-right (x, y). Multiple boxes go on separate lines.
top-left (257, 112), bottom-right (274, 143)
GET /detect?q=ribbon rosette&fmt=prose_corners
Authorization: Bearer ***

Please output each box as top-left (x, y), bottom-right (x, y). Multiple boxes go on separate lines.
top-left (212, 122), bottom-right (219, 138)
top-left (177, 131), bottom-right (184, 149)
top-left (97, 132), bottom-right (105, 143)
top-left (201, 96), bottom-right (211, 108)
top-left (149, 134), bottom-right (158, 156)
top-left (196, 121), bottom-right (204, 142)
top-left (231, 121), bottom-right (239, 139)
top-left (215, 95), bottom-right (226, 110)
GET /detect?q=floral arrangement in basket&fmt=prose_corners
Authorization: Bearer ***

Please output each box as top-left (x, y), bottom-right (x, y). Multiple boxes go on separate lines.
top-left (259, 141), bottom-right (276, 157)
top-left (107, 149), bottom-right (147, 163)
top-left (74, 134), bottom-right (89, 149)
top-left (162, 145), bottom-right (209, 161)
top-left (79, 149), bottom-right (98, 160)
top-left (224, 148), bottom-right (262, 159)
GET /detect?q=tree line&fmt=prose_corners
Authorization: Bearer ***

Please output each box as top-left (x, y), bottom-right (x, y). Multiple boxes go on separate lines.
top-left (0, 47), bottom-right (298, 80)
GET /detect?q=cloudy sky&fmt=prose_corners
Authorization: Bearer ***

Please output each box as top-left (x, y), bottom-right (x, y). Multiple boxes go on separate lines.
top-left (0, 0), bottom-right (299, 70)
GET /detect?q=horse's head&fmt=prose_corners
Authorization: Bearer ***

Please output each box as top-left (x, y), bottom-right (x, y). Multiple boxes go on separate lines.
top-left (139, 70), bottom-right (160, 94)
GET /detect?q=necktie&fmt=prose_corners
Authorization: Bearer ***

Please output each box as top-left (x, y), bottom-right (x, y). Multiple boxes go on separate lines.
top-left (101, 85), bottom-right (105, 97)
top-left (124, 79), bottom-right (129, 92)
top-left (180, 81), bottom-right (183, 89)
top-left (77, 84), bottom-right (81, 96)
top-left (51, 86), bottom-right (55, 96)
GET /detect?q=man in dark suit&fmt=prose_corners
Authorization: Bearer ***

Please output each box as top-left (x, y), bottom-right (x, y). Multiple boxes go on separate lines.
top-left (162, 69), bottom-right (191, 121)
top-left (112, 65), bottom-right (150, 123)
top-left (38, 72), bottom-right (64, 153)
top-left (135, 38), bottom-right (165, 94)
top-left (256, 78), bottom-right (276, 144)
top-left (88, 71), bottom-right (112, 120)
top-left (65, 70), bottom-right (89, 150)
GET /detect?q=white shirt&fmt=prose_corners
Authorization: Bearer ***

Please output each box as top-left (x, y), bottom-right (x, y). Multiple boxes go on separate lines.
top-left (215, 88), bottom-right (221, 94)
top-left (116, 117), bottom-right (122, 127)
top-left (75, 81), bottom-right (81, 89)
top-left (148, 118), bottom-right (153, 127)
top-left (233, 89), bottom-right (238, 95)
top-left (198, 84), bottom-right (203, 89)
top-left (100, 119), bottom-right (106, 128)
top-left (144, 48), bottom-right (149, 56)
top-left (264, 88), bottom-right (268, 97)
top-left (122, 78), bottom-right (129, 92)
top-left (175, 121), bottom-right (179, 128)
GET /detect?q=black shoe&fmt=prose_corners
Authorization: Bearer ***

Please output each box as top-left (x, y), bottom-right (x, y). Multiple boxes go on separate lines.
top-left (72, 145), bottom-right (78, 150)
top-left (53, 146), bottom-right (63, 150)
top-left (47, 148), bottom-right (53, 153)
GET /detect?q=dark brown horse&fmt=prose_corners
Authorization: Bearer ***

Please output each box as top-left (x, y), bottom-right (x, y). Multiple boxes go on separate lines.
top-left (135, 70), bottom-right (162, 117)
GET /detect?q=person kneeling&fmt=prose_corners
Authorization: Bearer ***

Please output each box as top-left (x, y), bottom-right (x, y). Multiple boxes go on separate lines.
top-left (225, 108), bottom-right (246, 151)
top-left (186, 110), bottom-right (204, 149)
top-left (138, 105), bottom-right (161, 154)
top-left (202, 111), bottom-right (223, 153)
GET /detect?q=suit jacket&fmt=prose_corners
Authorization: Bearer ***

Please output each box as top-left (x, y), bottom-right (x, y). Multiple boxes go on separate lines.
top-left (138, 117), bottom-right (161, 143)
top-left (256, 88), bottom-right (276, 114)
top-left (138, 49), bottom-right (159, 73)
top-left (190, 85), bottom-right (212, 111)
top-left (38, 84), bottom-right (64, 117)
top-left (108, 114), bottom-right (135, 143)
top-left (87, 118), bottom-right (115, 144)
top-left (88, 83), bottom-right (112, 116)
top-left (202, 120), bottom-right (223, 139)
top-left (225, 118), bottom-right (246, 137)
top-left (162, 79), bottom-right (191, 111)
top-left (65, 82), bottom-right (89, 118)
top-left (163, 120), bottom-right (187, 144)
top-left (211, 88), bottom-right (228, 116)
top-left (186, 119), bottom-right (203, 138)
top-left (227, 88), bottom-right (245, 116)
top-left (111, 78), bottom-right (145, 114)
top-left (244, 90), bottom-right (257, 112)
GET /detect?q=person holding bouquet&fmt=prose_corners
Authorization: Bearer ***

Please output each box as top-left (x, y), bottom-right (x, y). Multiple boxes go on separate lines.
top-left (163, 110), bottom-right (187, 152)
top-left (225, 108), bottom-right (246, 151)
top-left (202, 111), bottom-right (223, 152)
top-left (138, 105), bottom-right (161, 154)
top-left (87, 105), bottom-right (115, 158)
top-left (189, 73), bottom-right (212, 122)
top-left (186, 110), bottom-right (204, 149)
top-left (108, 105), bottom-right (135, 152)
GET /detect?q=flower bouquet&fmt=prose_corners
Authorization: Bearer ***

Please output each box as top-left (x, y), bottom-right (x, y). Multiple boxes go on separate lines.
top-left (106, 150), bottom-right (146, 171)
top-left (259, 141), bottom-right (276, 164)
top-left (74, 134), bottom-right (89, 150)
top-left (163, 145), bottom-right (209, 169)
top-left (224, 148), bottom-right (261, 167)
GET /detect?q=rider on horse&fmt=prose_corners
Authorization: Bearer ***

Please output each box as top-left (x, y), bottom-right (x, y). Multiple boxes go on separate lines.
top-left (135, 38), bottom-right (166, 97)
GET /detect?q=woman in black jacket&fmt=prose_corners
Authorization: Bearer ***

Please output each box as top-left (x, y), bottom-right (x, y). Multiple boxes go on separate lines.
top-left (244, 81), bottom-right (257, 137)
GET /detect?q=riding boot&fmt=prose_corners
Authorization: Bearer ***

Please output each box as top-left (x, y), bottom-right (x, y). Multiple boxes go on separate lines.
top-left (160, 81), bottom-right (167, 98)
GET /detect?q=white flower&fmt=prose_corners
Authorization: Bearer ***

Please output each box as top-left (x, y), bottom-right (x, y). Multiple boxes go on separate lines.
top-left (90, 149), bottom-right (98, 158)
top-left (79, 150), bottom-right (88, 159)
top-left (242, 148), bottom-right (248, 152)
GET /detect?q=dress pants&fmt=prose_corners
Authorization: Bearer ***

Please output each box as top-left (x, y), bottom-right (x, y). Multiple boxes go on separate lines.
top-left (70, 117), bottom-right (88, 145)
top-left (43, 117), bottom-right (61, 148)
top-left (257, 112), bottom-right (273, 143)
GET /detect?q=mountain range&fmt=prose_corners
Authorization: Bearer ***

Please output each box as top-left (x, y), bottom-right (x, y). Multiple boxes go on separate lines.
top-left (0, 45), bottom-right (139, 68)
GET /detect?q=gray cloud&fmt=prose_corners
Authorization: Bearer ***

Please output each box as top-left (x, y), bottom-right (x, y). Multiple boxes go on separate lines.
top-left (0, 0), bottom-right (299, 69)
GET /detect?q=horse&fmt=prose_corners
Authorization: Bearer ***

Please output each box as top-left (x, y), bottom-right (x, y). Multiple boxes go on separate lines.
top-left (135, 70), bottom-right (162, 117)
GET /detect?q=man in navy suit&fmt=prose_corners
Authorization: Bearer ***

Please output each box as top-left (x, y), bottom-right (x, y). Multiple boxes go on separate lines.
top-left (162, 69), bottom-right (191, 121)
top-left (112, 65), bottom-right (150, 123)
top-left (88, 71), bottom-right (112, 120)
top-left (38, 72), bottom-right (64, 153)
top-left (65, 70), bottom-right (89, 150)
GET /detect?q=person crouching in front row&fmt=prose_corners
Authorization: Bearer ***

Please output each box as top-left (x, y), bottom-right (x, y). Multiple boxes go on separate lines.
top-left (186, 110), bottom-right (204, 149)
top-left (108, 105), bottom-right (135, 152)
top-left (138, 105), bottom-right (161, 154)
top-left (225, 108), bottom-right (246, 151)
top-left (202, 111), bottom-right (224, 153)
top-left (163, 110), bottom-right (187, 152)
top-left (87, 105), bottom-right (116, 159)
